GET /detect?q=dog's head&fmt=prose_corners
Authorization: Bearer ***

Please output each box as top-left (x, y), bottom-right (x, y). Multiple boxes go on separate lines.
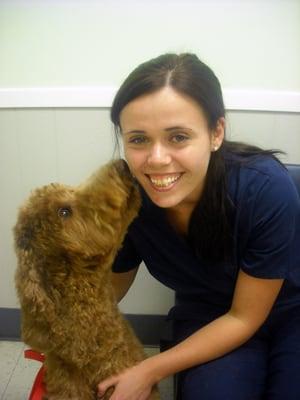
top-left (14, 159), bottom-right (141, 272)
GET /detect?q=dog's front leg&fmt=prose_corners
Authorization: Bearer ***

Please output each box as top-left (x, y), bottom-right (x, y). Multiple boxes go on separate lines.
top-left (44, 356), bottom-right (96, 400)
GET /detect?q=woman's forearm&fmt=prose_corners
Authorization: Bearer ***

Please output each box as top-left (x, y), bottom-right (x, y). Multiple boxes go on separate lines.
top-left (111, 269), bottom-right (139, 302)
top-left (143, 272), bottom-right (283, 384)
top-left (97, 274), bottom-right (282, 399)
top-left (142, 312), bottom-right (257, 383)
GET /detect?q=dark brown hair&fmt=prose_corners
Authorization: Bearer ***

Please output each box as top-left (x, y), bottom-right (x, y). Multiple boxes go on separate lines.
top-left (110, 53), bottom-right (282, 262)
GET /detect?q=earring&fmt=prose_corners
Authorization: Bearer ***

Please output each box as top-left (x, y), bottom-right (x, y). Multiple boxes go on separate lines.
top-left (213, 146), bottom-right (218, 151)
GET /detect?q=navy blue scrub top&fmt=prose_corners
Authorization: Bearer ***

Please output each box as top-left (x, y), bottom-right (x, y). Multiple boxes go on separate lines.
top-left (112, 155), bottom-right (300, 321)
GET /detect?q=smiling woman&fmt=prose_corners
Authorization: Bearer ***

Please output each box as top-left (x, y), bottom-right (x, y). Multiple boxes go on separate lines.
top-left (111, 54), bottom-right (234, 262)
top-left (96, 53), bottom-right (300, 400)
top-left (120, 87), bottom-right (224, 213)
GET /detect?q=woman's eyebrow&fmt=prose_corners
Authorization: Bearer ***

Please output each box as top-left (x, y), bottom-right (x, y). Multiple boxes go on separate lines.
top-left (123, 130), bottom-right (146, 135)
top-left (123, 126), bottom-right (194, 135)
top-left (164, 126), bottom-right (193, 132)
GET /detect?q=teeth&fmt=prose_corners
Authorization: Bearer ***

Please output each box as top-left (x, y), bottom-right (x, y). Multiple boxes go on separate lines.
top-left (149, 175), bottom-right (181, 187)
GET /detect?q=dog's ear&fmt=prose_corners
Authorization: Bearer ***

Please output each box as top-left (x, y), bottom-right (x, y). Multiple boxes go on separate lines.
top-left (16, 265), bottom-right (56, 351)
top-left (15, 223), bottom-right (35, 251)
top-left (26, 273), bottom-right (51, 313)
top-left (16, 265), bottom-right (55, 317)
top-left (14, 216), bottom-right (43, 251)
top-left (14, 220), bottom-right (55, 316)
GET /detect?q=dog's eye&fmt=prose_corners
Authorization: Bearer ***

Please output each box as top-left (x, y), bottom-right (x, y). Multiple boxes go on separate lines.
top-left (57, 207), bottom-right (72, 218)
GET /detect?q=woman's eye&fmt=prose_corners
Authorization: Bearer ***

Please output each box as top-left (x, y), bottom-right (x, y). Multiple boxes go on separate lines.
top-left (57, 207), bottom-right (72, 218)
top-left (171, 134), bottom-right (188, 143)
top-left (128, 136), bottom-right (147, 145)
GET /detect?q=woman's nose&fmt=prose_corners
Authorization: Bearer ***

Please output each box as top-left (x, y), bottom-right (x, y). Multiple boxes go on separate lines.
top-left (147, 143), bottom-right (171, 166)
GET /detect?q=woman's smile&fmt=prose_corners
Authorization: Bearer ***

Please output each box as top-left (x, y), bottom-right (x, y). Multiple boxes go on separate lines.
top-left (146, 173), bottom-right (183, 191)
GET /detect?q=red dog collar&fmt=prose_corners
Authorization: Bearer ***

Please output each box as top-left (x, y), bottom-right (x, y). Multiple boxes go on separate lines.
top-left (24, 349), bottom-right (46, 400)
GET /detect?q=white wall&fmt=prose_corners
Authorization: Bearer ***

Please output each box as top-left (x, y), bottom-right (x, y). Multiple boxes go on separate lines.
top-left (0, 0), bottom-right (300, 315)
top-left (0, 0), bottom-right (299, 90)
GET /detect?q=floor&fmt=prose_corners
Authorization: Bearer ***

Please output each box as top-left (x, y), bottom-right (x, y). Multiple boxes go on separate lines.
top-left (0, 341), bottom-right (173, 400)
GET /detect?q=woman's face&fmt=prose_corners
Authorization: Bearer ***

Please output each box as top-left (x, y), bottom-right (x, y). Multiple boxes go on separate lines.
top-left (120, 87), bottom-right (224, 211)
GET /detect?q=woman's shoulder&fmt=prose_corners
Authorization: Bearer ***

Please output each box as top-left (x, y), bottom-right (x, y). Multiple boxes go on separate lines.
top-left (226, 154), bottom-right (298, 209)
top-left (226, 152), bottom-right (286, 178)
top-left (227, 153), bottom-right (291, 186)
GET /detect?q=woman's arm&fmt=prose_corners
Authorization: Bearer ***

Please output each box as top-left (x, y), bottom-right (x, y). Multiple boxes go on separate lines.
top-left (145, 270), bottom-right (283, 381)
top-left (111, 267), bottom-right (139, 302)
top-left (98, 269), bottom-right (284, 399)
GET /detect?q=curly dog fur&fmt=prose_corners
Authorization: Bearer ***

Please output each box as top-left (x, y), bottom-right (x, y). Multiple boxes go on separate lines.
top-left (14, 160), bottom-right (160, 400)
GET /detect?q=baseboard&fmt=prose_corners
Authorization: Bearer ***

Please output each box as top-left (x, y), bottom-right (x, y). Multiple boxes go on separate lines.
top-left (0, 308), bottom-right (170, 346)
top-left (0, 308), bottom-right (21, 341)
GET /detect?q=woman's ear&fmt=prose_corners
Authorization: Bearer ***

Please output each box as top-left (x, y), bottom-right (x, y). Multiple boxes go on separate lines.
top-left (211, 117), bottom-right (225, 152)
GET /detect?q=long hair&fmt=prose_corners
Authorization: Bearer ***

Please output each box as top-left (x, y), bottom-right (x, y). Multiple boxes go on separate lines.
top-left (110, 53), bottom-right (283, 262)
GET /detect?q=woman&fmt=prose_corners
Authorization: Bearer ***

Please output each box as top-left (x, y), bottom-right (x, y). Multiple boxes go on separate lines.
top-left (97, 53), bottom-right (300, 400)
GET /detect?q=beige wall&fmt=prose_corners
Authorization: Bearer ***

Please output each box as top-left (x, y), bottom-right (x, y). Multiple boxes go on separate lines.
top-left (1, 108), bottom-right (300, 314)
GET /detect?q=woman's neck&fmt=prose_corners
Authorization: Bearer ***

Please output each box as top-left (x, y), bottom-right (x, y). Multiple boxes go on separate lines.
top-left (165, 204), bottom-right (195, 236)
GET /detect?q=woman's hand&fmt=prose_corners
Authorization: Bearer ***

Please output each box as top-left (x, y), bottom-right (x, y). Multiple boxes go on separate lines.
top-left (97, 361), bottom-right (156, 400)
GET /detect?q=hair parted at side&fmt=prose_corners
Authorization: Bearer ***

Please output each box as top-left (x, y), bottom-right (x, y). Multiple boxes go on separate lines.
top-left (110, 53), bottom-right (283, 263)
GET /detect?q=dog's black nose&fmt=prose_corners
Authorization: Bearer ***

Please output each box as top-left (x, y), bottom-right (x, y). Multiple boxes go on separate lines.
top-left (115, 159), bottom-right (131, 177)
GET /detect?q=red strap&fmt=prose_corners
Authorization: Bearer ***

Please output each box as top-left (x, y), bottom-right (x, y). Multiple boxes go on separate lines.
top-left (24, 349), bottom-right (45, 363)
top-left (27, 365), bottom-right (46, 400)
top-left (24, 349), bottom-right (46, 400)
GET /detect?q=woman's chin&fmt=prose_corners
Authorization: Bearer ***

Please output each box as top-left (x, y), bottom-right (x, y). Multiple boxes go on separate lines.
top-left (145, 189), bottom-right (181, 209)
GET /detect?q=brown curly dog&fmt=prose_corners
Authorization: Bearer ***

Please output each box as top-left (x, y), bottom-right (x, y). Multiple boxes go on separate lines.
top-left (14, 160), bottom-right (160, 400)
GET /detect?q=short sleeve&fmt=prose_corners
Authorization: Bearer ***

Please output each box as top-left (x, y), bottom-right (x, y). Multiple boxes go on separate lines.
top-left (112, 232), bottom-right (142, 273)
top-left (240, 169), bottom-right (300, 280)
